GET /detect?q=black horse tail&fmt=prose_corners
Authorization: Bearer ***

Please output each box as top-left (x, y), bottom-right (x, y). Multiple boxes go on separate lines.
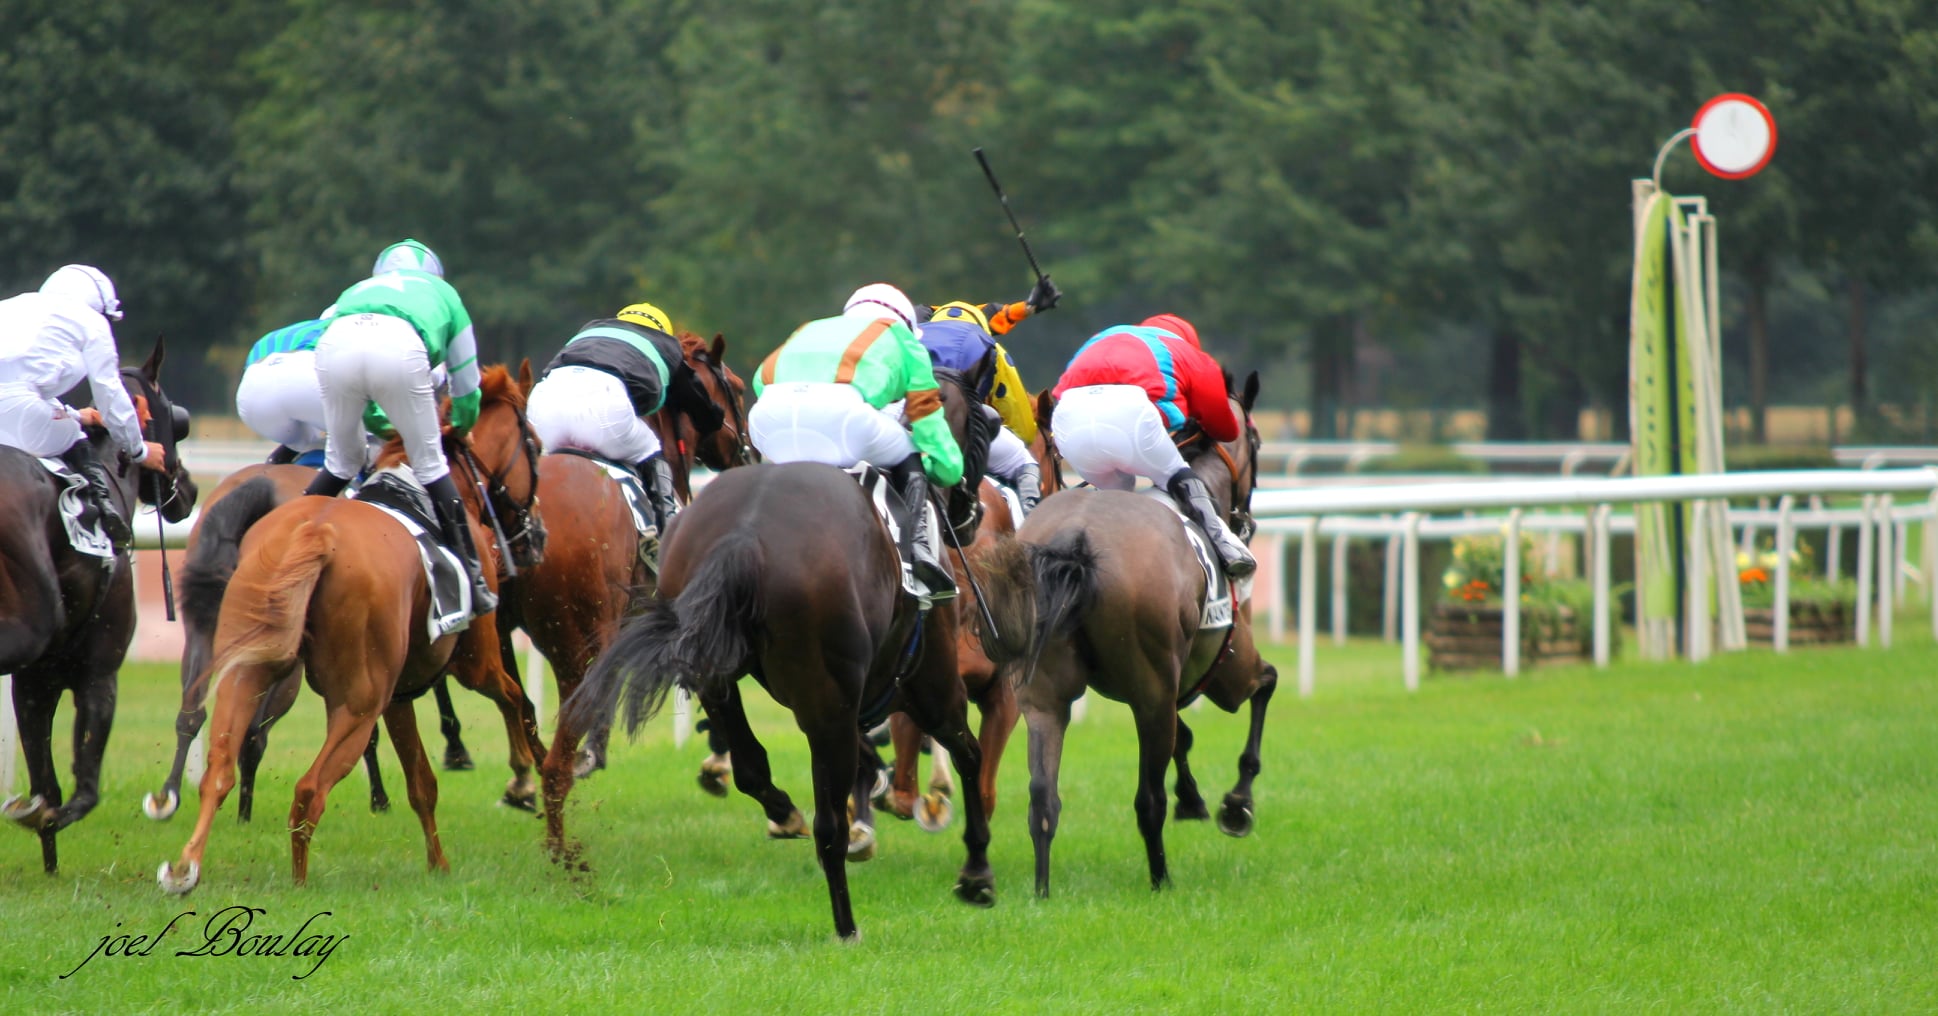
top-left (179, 476), bottom-right (285, 689)
top-left (566, 531), bottom-right (764, 739)
top-left (1012, 529), bottom-right (1101, 686)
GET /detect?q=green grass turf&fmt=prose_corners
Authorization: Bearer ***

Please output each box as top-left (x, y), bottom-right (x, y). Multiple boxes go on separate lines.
top-left (3, 630), bottom-right (1936, 1013)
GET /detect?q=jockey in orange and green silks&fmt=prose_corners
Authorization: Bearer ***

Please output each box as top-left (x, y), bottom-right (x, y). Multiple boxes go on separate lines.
top-left (749, 283), bottom-right (963, 599)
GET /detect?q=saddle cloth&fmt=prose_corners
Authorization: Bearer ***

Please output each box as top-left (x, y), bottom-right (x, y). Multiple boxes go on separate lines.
top-left (987, 478), bottom-right (1026, 530)
top-left (846, 464), bottom-right (944, 605)
top-left (1139, 488), bottom-right (1242, 632)
top-left (552, 449), bottom-right (655, 537)
top-left (34, 457), bottom-right (115, 559)
top-left (353, 471), bottom-right (472, 639)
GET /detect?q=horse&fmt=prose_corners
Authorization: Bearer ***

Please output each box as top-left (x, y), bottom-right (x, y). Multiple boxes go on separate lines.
top-left (156, 365), bottom-right (545, 893)
top-left (1014, 372), bottom-right (1279, 897)
top-left (479, 332), bottom-right (748, 848)
top-left (561, 379), bottom-right (1039, 940)
top-left (2, 337), bottom-right (199, 872)
top-left (879, 389), bottom-right (1066, 827)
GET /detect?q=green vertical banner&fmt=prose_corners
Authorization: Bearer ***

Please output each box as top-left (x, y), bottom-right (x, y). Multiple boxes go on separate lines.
top-left (1630, 188), bottom-right (1678, 633)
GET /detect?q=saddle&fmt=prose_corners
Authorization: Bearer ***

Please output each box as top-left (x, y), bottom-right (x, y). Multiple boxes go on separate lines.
top-left (352, 470), bottom-right (473, 638)
top-left (33, 457), bottom-right (115, 559)
top-left (1139, 488), bottom-right (1241, 632)
top-left (846, 463), bottom-right (945, 607)
top-left (551, 448), bottom-right (659, 573)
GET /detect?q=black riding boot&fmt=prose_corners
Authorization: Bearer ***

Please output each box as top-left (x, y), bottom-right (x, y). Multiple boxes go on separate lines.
top-left (60, 441), bottom-right (131, 548)
top-left (303, 469), bottom-right (352, 498)
top-left (1166, 468), bottom-right (1257, 580)
top-left (425, 474), bottom-right (499, 615)
top-left (634, 452), bottom-right (681, 536)
top-left (266, 445), bottom-right (300, 465)
top-left (1011, 462), bottom-right (1043, 516)
top-left (891, 454), bottom-right (957, 600)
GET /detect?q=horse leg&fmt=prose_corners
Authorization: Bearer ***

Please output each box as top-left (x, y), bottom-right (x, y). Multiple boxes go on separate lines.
top-left (1021, 696), bottom-right (1072, 898)
top-left (382, 697), bottom-right (448, 873)
top-left (4, 670), bottom-right (64, 872)
top-left (1171, 716), bottom-right (1210, 821)
top-left (1220, 670), bottom-right (1276, 838)
top-left (449, 621), bottom-right (544, 811)
top-left (973, 680), bottom-right (1020, 820)
top-left (147, 668), bottom-right (207, 822)
top-left (288, 705), bottom-right (384, 886)
top-left (1131, 702), bottom-right (1179, 890)
top-left (237, 669), bottom-right (301, 823)
top-left (881, 712), bottom-right (919, 820)
top-left (363, 726), bottom-right (391, 813)
top-left (158, 661), bottom-right (286, 894)
top-left (701, 683), bottom-right (804, 836)
top-left (902, 680), bottom-right (994, 907)
top-left (433, 676), bottom-right (473, 771)
top-left (802, 712), bottom-right (861, 941)
top-left (694, 712), bottom-right (730, 791)
top-left (45, 655), bottom-right (119, 836)
top-left (846, 736), bottom-right (879, 863)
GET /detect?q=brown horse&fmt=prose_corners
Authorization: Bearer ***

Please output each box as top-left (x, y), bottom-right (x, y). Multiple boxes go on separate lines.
top-left (2, 340), bottom-right (198, 873)
top-left (1015, 374), bottom-right (1278, 896)
top-left (488, 332), bottom-right (749, 848)
top-left (156, 366), bottom-right (544, 893)
top-left (880, 389), bottom-right (1066, 826)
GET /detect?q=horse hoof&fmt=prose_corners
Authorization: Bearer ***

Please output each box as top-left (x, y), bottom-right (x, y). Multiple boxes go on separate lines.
top-left (371, 797), bottom-right (392, 814)
top-left (3, 794), bottom-right (51, 829)
top-left (142, 790), bottom-right (180, 822)
top-left (443, 748), bottom-right (475, 772)
top-left (1217, 802), bottom-right (1255, 838)
top-left (574, 749), bottom-right (603, 781)
top-left (156, 860), bottom-right (200, 895)
top-left (927, 776), bottom-right (954, 796)
top-left (499, 791), bottom-right (538, 813)
top-left (953, 874), bottom-right (996, 908)
top-left (846, 822), bottom-right (877, 863)
top-left (915, 791), bottom-right (953, 833)
top-left (871, 768), bottom-right (892, 805)
top-left (767, 809), bottom-right (808, 839)
top-left (1174, 798), bottom-right (1210, 822)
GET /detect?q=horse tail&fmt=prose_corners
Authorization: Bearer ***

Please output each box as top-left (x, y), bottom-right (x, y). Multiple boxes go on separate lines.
top-left (567, 531), bottom-right (764, 739)
top-left (207, 520), bottom-right (337, 693)
top-left (962, 535), bottom-right (1038, 668)
top-left (179, 476), bottom-right (284, 692)
top-left (1013, 529), bottom-right (1101, 685)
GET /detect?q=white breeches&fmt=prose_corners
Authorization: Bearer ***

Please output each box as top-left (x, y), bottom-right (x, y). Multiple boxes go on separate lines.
top-left (0, 384), bottom-right (83, 456)
top-left (750, 381), bottom-right (915, 469)
top-left (1052, 384), bottom-right (1187, 490)
top-left (314, 314), bottom-right (446, 483)
top-left (236, 350), bottom-right (328, 453)
top-left (527, 365), bottom-right (660, 463)
top-left (985, 417), bottom-right (1033, 480)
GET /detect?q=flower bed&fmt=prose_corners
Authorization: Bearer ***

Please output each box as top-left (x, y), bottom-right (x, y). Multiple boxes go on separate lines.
top-left (1428, 532), bottom-right (1608, 673)
top-left (1737, 546), bottom-right (1857, 646)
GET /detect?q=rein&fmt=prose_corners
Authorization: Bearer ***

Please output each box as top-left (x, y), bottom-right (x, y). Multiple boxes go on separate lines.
top-left (1173, 421), bottom-right (1259, 540)
top-left (693, 350), bottom-right (756, 467)
top-left (452, 402), bottom-right (545, 572)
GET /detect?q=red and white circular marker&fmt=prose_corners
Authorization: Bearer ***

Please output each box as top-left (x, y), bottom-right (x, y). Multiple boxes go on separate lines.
top-left (1690, 93), bottom-right (1777, 179)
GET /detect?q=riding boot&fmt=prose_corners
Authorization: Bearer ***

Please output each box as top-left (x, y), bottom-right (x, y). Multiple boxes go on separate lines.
top-left (303, 470), bottom-right (352, 498)
top-left (60, 441), bottom-right (131, 548)
top-left (266, 445), bottom-right (299, 465)
top-left (1165, 468), bottom-right (1257, 580)
top-left (634, 453), bottom-right (681, 536)
top-left (1010, 462), bottom-right (1043, 516)
top-left (425, 473), bottom-right (499, 615)
top-left (891, 454), bottom-right (957, 600)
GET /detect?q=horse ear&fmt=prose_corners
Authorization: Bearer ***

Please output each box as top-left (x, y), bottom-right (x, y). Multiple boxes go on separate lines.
top-left (1241, 370), bottom-right (1260, 415)
top-left (710, 332), bottom-right (727, 361)
top-left (518, 358), bottom-right (535, 394)
top-left (1034, 388), bottom-right (1057, 429)
top-left (143, 334), bottom-right (166, 381)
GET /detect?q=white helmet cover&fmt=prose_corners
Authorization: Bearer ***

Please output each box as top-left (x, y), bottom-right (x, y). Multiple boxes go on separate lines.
top-left (373, 239), bottom-right (445, 277)
top-left (41, 264), bottom-right (122, 320)
top-left (843, 283), bottom-right (916, 330)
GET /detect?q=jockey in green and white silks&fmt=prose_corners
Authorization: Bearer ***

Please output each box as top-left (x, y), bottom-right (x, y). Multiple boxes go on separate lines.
top-left (750, 283), bottom-right (964, 598)
top-left (301, 238), bottom-right (496, 614)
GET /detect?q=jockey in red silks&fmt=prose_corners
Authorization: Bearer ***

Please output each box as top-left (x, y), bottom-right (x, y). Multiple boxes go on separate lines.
top-left (1052, 313), bottom-right (1255, 578)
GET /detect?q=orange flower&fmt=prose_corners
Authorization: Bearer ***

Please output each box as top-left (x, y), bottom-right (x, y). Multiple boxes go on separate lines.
top-left (1739, 567), bottom-right (1769, 585)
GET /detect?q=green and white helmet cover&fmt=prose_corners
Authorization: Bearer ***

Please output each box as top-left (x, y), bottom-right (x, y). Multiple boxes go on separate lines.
top-left (372, 238), bottom-right (444, 277)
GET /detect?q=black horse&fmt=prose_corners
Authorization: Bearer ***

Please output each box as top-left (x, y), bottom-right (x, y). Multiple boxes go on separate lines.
top-left (1, 338), bottom-right (198, 872)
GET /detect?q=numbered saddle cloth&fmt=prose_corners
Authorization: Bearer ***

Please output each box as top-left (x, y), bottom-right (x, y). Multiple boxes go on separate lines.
top-left (845, 463), bottom-right (944, 604)
top-left (34, 457), bottom-right (115, 559)
top-left (1140, 488), bottom-right (1244, 632)
top-left (352, 471), bottom-right (472, 639)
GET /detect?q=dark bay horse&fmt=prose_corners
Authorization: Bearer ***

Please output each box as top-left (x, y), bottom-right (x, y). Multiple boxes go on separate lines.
top-left (2, 339), bottom-right (198, 872)
top-left (1015, 374), bottom-right (1279, 897)
top-left (880, 389), bottom-right (1066, 827)
top-left (157, 366), bottom-right (544, 893)
top-left (562, 385), bottom-right (1038, 940)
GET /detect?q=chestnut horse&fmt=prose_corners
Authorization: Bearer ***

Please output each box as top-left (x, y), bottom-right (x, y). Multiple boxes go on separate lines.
top-left (879, 389), bottom-right (1066, 826)
top-left (1015, 375), bottom-right (1278, 897)
top-left (157, 366), bottom-right (544, 893)
top-left (3, 339), bottom-right (199, 872)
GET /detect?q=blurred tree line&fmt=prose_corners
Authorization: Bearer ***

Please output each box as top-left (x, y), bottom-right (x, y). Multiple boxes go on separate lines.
top-left (5, 0), bottom-right (1936, 440)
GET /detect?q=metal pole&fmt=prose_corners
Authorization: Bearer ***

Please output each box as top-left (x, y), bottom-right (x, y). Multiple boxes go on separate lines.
top-left (1774, 495), bottom-right (1794, 653)
top-left (1298, 517), bottom-right (1319, 699)
top-left (1686, 500), bottom-right (1710, 662)
top-left (1878, 496), bottom-right (1895, 648)
top-left (1504, 509), bottom-right (1523, 678)
top-left (1382, 525), bottom-right (1401, 643)
top-left (1592, 505), bottom-right (1612, 667)
top-left (1403, 512), bottom-right (1423, 691)
top-left (1330, 533), bottom-right (1349, 646)
top-left (1856, 495), bottom-right (1875, 647)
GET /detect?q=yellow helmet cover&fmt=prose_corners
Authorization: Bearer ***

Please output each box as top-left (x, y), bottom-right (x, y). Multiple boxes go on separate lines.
top-left (616, 302), bottom-right (674, 334)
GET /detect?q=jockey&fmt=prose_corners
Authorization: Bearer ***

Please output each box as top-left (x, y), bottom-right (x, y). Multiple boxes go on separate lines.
top-left (750, 283), bottom-right (963, 599)
top-left (527, 301), bottom-right (725, 542)
top-left (300, 238), bottom-right (497, 614)
top-left (920, 301), bottom-right (1043, 514)
top-left (236, 318), bottom-right (331, 464)
top-left (1052, 313), bottom-right (1256, 579)
top-left (0, 265), bottom-right (169, 546)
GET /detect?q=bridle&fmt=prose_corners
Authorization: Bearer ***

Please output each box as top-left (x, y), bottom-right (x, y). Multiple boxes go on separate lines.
top-left (1174, 413), bottom-right (1260, 543)
top-left (453, 400), bottom-right (546, 565)
top-left (689, 348), bottom-right (756, 468)
top-left (123, 368), bottom-right (190, 518)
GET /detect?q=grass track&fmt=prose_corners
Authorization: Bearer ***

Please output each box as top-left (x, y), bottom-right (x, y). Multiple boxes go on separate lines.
top-left (3, 633), bottom-right (1936, 1013)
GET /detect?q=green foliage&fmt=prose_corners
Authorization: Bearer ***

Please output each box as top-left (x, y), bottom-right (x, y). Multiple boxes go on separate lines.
top-left (1357, 444), bottom-right (1487, 475)
top-left (1726, 445), bottom-right (1838, 471)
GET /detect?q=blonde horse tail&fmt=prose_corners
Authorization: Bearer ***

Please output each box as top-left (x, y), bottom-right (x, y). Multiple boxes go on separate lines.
top-left (207, 520), bottom-right (338, 691)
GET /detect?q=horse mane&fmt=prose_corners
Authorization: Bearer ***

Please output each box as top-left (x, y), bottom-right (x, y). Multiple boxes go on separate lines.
top-left (676, 331), bottom-right (708, 356)
top-left (374, 365), bottom-right (523, 469)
